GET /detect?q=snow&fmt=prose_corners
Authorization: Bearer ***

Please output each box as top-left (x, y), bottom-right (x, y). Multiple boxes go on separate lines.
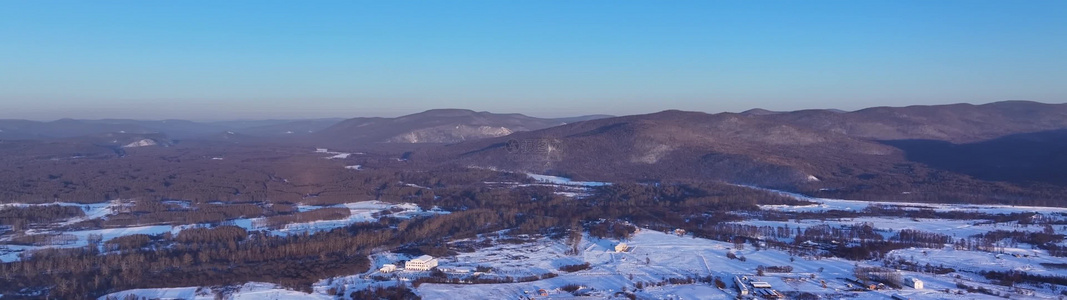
top-left (0, 200), bottom-right (438, 262)
top-left (411, 230), bottom-right (863, 299)
top-left (526, 173), bottom-right (609, 187)
top-left (97, 287), bottom-right (208, 300)
top-left (99, 283), bottom-right (329, 300)
top-left (889, 247), bottom-right (1067, 277)
top-left (731, 217), bottom-right (1053, 239)
top-left (245, 201), bottom-right (441, 236)
top-left (230, 282), bottom-right (331, 300)
top-left (327, 153), bottom-right (351, 159)
top-left (122, 139), bottom-right (157, 148)
top-left (92, 225), bottom-right (1066, 300)
top-left (755, 187), bottom-right (1067, 215)
top-left (314, 148), bottom-right (356, 159)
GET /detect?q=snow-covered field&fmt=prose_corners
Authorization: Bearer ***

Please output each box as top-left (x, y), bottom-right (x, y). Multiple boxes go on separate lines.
top-left (94, 226), bottom-right (1067, 299)
top-left (314, 148), bottom-right (360, 160)
top-left (758, 188), bottom-right (1067, 215)
top-left (482, 173), bottom-right (612, 199)
top-left (248, 201), bottom-right (443, 236)
top-left (526, 173), bottom-right (610, 187)
top-left (98, 282), bottom-right (330, 300)
top-left (0, 200), bottom-right (434, 262)
top-left (733, 216), bottom-right (1054, 240)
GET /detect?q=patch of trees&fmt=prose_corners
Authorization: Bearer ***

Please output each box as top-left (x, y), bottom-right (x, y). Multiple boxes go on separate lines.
top-left (71, 200), bottom-right (278, 229)
top-left (558, 262), bottom-right (591, 272)
top-left (832, 241), bottom-right (913, 261)
top-left (891, 229), bottom-right (952, 248)
top-left (854, 266), bottom-right (902, 288)
top-left (252, 207), bottom-right (350, 230)
top-left (561, 284), bottom-right (582, 292)
top-left (882, 256), bottom-right (955, 275)
top-left (588, 221), bottom-right (636, 240)
top-left (0, 205), bottom-right (85, 231)
top-left (758, 265), bottom-right (793, 273)
top-left (954, 280), bottom-right (1002, 297)
top-left (104, 234), bottom-right (155, 252)
top-left (7, 233), bottom-right (77, 246)
top-left (632, 275), bottom-right (715, 290)
top-left (758, 205), bottom-right (1044, 224)
top-left (798, 161), bottom-right (1067, 208)
top-left (172, 226), bottom-right (248, 245)
top-left (349, 286), bottom-right (421, 300)
top-left (961, 229), bottom-right (1067, 256)
top-left (411, 272), bottom-right (558, 287)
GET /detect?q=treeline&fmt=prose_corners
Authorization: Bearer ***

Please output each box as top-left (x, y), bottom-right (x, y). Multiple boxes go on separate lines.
top-left (968, 229), bottom-right (1067, 257)
top-left (349, 286), bottom-right (421, 300)
top-left (411, 271), bottom-right (558, 287)
top-left (558, 262), bottom-right (591, 272)
top-left (982, 270), bottom-right (1067, 288)
top-left (882, 256), bottom-right (955, 275)
top-left (757, 205), bottom-right (1046, 224)
top-left (94, 201), bottom-right (273, 228)
top-left (0, 205), bottom-right (85, 231)
top-left (252, 207), bottom-right (350, 230)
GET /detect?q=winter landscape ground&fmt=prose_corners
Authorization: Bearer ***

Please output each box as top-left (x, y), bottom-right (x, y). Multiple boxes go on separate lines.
top-left (4, 172), bottom-right (1066, 299)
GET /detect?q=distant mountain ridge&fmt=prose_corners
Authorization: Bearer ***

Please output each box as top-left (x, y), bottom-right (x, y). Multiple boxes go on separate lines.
top-left (0, 118), bottom-right (345, 140)
top-left (418, 101), bottom-right (1067, 205)
top-left (310, 109), bottom-right (613, 146)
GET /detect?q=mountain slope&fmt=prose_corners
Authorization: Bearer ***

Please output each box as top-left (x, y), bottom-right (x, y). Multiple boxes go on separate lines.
top-left (418, 101), bottom-right (1067, 205)
top-left (312, 109), bottom-right (612, 146)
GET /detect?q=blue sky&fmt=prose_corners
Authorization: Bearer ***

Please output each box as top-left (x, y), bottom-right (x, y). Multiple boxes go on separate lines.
top-left (1, 0), bottom-right (1065, 120)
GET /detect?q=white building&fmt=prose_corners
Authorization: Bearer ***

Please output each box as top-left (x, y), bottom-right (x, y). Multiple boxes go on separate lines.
top-left (615, 243), bottom-right (628, 253)
top-left (734, 276), bottom-right (749, 295)
top-left (405, 255), bottom-right (439, 271)
top-left (905, 277), bottom-right (923, 289)
top-left (750, 281), bottom-right (772, 289)
top-left (379, 264), bottom-right (396, 273)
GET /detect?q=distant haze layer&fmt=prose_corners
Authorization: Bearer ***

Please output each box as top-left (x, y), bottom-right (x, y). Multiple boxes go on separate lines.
top-left (1, 1), bottom-right (1065, 119)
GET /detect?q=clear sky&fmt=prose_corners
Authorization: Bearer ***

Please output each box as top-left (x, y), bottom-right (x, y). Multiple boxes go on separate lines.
top-left (1, 0), bottom-right (1065, 120)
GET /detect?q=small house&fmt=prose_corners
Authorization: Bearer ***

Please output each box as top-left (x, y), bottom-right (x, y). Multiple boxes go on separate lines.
top-left (905, 277), bottom-right (923, 289)
top-left (379, 264), bottom-right (397, 273)
top-left (615, 243), bottom-right (628, 253)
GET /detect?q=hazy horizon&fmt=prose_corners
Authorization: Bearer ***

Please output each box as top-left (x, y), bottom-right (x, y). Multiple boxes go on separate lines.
top-left (3, 0), bottom-right (1065, 120)
top-left (3, 99), bottom-right (1063, 122)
